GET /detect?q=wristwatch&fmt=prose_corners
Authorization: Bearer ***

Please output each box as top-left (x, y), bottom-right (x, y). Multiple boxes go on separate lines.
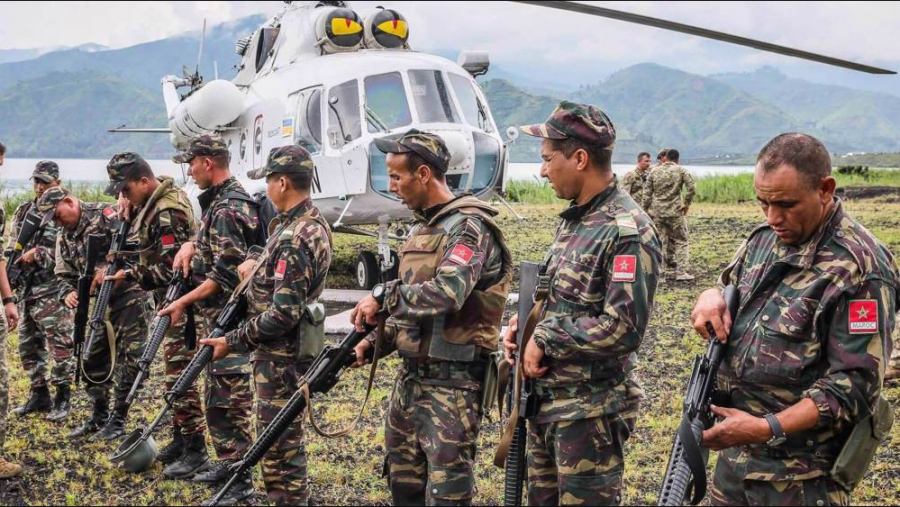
top-left (2, 296), bottom-right (16, 306)
top-left (372, 283), bottom-right (387, 305)
top-left (764, 413), bottom-right (787, 447)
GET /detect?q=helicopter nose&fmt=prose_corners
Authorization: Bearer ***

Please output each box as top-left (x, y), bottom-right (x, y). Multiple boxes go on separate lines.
top-left (438, 130), bottom-right (471, 168)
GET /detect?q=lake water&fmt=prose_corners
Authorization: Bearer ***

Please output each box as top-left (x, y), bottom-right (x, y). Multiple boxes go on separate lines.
top-left (0, 159), bottom-right (755, 194)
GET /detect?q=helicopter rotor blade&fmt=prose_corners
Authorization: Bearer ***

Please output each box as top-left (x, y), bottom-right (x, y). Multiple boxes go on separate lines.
top-left (511, 1), bottom-right (896, 75)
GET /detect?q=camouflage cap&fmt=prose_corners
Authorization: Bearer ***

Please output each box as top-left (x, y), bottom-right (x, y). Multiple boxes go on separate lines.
top-left (36, 187), bottom-right (71, 226)
top-left (247, 145), bottom-right (315, 180)
top-left (657, 148), bottom-right (669, 161)
top-left (373, 128), bottom-right (451, 173)
top-left (520, 101), bottom-right (616, 149)
top-left (32, 160), bottom-right (60, 183)
top-left (105, 152), bottom-right (152, 196)
top-left (172, 134), bottom-right (230, 164)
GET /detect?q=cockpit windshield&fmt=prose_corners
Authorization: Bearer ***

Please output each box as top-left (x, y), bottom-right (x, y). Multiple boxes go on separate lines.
top-left (364, 72), bottom-right (412, 132)
top-left (409, 70), bottom-right (459, 124)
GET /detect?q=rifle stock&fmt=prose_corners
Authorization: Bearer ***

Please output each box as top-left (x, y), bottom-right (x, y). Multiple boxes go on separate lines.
top-left (657, 285), bottom-right (739, 506)
top-left (6, 210), bottom-right (45, 291)
top-left (82, 218), bottom-right (131, 363)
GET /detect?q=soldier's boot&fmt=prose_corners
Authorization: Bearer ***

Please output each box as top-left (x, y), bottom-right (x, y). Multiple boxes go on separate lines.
top-left (12, 385), bottom-right (52, 417)
top-left (191, 460), bottom-right (231, 484)
top-left (46, 385), bottom-right (72, 422)
top-left (886, 363), bottom-right (900, 383)
top-left (0, 458), bottom-right (23, 479)
top-left (675, 272), bottom-right (695, 282)
top-left (157, 428), bottom-right (186, 465)
top-left (163, 433), bottom-right (210, 479)
top-left (201, 471), bottom-right (253, 506)
top-left (67, 396), bottom-right (109, 439)
top-left (91, 402), bottom-right (129, 442)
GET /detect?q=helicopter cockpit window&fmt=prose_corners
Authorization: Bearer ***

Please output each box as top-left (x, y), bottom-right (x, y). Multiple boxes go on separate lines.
top-left (449, 74), bottom-right (491, 132)
top-left (256, 27), bottom-right (280, 73)
top-left (408, 70), bottom-right (459, 124)
top-left (289, 88), bottom-right (323, 154)
top-left (327, 80), bottom-right (362, 148)
top-left (364, 72), bottom-right (412, 133)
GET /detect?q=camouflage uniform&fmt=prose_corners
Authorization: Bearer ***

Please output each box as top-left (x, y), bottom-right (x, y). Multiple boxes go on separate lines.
top-left (641, 161), bottom-right (695, 277)
top-left (373, 130), bottom-right (513, 506)
top-left (620, 167), bottom-right (650, 205)
top-left (224, 146), bottom-right (332, 506)
top-left (0, 205), bottom-right (8, 446)
top-left (711, 198), bottom-right (899, 506)
top-left (520, 102), bottom-right (662, 506)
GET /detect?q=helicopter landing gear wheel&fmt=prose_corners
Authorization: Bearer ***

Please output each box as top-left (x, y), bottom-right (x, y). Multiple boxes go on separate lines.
top-left (386, 250), bottom-right (400, 281)
top-left (356, 251), bottom-right (380, 290)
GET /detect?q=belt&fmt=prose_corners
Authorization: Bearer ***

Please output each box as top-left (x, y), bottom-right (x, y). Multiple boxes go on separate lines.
top-left (402, 357), bottom-right (486, 388)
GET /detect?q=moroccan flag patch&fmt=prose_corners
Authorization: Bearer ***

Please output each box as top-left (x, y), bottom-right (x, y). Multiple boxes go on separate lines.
top-left (611, 255), bottom-right (637, 283)
top-left (103, 207), bottom-right (117, 219)
top-left (161, 235), bottom-right (176, 250)
top-left (274, 260), bottom-right (287, 281)
top-left (448, 244), bottom-right (474, 265)
top-left (848, 300), bottom-right (878, 334)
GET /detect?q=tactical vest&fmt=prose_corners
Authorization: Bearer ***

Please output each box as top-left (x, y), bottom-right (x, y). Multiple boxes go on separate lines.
top-left (395, 196), bottom-right (512, 363)
top-left (131, 177), bottom-right (198, 266)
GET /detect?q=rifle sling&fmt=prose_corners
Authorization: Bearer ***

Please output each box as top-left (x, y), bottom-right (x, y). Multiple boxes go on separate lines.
top-left (678, 416), bottom-right (707, 505)
top-left (80, 306), bottom-right (118, 386)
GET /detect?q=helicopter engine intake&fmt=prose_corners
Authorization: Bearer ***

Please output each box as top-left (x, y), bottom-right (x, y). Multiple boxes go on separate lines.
top-left (163, 78), bottom-right (244, 150)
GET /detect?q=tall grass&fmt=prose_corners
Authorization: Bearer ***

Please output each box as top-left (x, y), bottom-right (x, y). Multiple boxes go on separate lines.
top-left (504, 178), bottom-right (563, 204)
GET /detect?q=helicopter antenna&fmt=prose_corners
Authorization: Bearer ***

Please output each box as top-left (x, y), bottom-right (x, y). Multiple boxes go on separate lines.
top-left (214, 61), bottom-right (219, 80)
top-left (196, 18), bottom-right (207, 79)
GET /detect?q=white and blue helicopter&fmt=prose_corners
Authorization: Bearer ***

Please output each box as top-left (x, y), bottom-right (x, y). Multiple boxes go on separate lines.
top-left (112, 0), bottom-right (894, 289)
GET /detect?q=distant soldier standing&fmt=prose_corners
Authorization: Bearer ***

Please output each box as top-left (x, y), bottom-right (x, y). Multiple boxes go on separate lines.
top-left (351, 129), bottom-right (513, 506)
top-left (621, 152), bottom-right (652, 204)
top-left (103, 153), bottom-right (211, 477)
top-left (6, 161), bottom-right (75, 421)
top-left (642, 148), bottom-right (696, 281)
top-left (201, 146), bottom-right (331, 506)
top-left (691, 133), bottom-right (899, 506)
top-left (159, 135), bottom-right (258, 497)
top-left (503, 102), bottom-right (662, 506)
top-left (0, 140), bottom-right (23, 478)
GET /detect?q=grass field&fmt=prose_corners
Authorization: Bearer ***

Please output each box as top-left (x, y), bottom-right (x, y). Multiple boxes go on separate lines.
top-left (0, 197), bottom-right (897, 505)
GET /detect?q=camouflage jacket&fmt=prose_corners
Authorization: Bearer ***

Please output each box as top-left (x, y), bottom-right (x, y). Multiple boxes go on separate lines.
top-left (620, 167), bottom-right (650, 204)
top-left (641, 162), bottom-right (696, 218)
top-left (532, 178), bottom-right (662, 424)
top-left (718, 198), bottom-right (899, 480)
top-left (226, 199), bottom-right (331, 362)
top-left (55, 202), bottom-right (144, 309)
top-left (6, 199), bottom-right (65, 301)
top-left (192, 177), bottom-right (259, 309)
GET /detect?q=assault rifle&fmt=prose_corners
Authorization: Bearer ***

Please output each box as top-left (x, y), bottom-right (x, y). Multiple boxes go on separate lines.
top-left (5, 210), bottom-right (45, 291)
top-left (73, 234), bottom-right (106, 384)
top-left (657, 285), bottom-right (739, 506)
top-left (82, 218), bottom-right (131, 362)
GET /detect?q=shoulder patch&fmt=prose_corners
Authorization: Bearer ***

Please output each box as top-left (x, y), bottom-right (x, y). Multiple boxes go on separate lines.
top-left (103, 207), bottom-right (117, 219)
top-left (848, 300), bottom-right (878, 334)
top-left (161, 234), bottom-right (176, 250)
top-left (614, 213), bottom-right (639, 238)
top-left (274, 259), bottom-right (287, 281)
top-left (448, 244), bottom-right (474, 265)
top-left (611, 255), bottom-right (637, 282)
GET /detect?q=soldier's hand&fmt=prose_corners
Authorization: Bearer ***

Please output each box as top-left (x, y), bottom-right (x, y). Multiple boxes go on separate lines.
top-left (351, 295), bottom-right (381, 333)
top-left (522, 340), bottom-right (548, 379)
top-left (104, 269), bottom-right (129, 289)
top-left (199, 336), bottom-right (230, 362)
top-left (503, 314), bottom-right (519, 366)
top-left (117, 196), bottom-right (132, 220)
top-left (691, 288), bottom-right (732, 343)
top-left (64, 291), bottom-right (79, 309)
top-left (173, 242), bottom-right (195, 278)
top-left (19, 248), bottom-right (38, 264)
top-left (238, 259), bottom-right (257, 281)
top-left (701, 406), bottom-right (771, 451)
top-left (90, 268), bottom-right (106, 294)
top-left (158, 299), bottom-right (186, 325)
top-left (4, 302), bottom-right (18, 332)
top-left (351, 340), bottom-right (372, 368)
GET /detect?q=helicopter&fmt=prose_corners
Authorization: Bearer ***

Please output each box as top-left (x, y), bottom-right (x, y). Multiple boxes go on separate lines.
top-left (110, 0), bottom-right (895, 290)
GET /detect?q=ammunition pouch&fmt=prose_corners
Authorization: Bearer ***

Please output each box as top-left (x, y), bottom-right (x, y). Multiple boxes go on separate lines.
top-left (402, 356), bottom-right (487, 391)
top-left (830, 395), bottom-right (894, 491)
top-left (295, 302), bottom-right (326, 365)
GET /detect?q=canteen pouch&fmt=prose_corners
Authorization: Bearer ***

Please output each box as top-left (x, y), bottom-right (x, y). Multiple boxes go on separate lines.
top-left (481, 351), bottom-right (504, 418)
top-left (830, 395), bottom-right (894, 491)
top-left (296, 303), bottom-right (326, 364)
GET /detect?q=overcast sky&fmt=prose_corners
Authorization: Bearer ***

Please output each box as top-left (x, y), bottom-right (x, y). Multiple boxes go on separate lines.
top-left (2, 1), bottom-right (898, 92)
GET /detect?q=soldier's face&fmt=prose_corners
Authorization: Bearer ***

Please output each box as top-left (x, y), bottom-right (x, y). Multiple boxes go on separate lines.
top-left (188, 157), bottom-right (213, 189)
top-left (54, 198), bottom-right (81, 229)
top-left (121, 178), bottom-right (152, 207)
top-left (754, 164), bottom-right (836, 246)
top-left (638, 155), bottom-right (651, 171)
top-left (540, 139), bottom-right (583, 201)
top-left (33, 179), bottom-right (58, 198)
top-left (387, 153), bottom-right (428, 211)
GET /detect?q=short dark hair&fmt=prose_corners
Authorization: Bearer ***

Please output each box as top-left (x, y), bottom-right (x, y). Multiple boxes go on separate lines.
top-left (550, 138), bottom-right (613, 171)
top-left (206, 153), bottom-right (230, 168)
top-left (757, 133), bottom-right (831, 189)
top-left (666, 148), bottom-right (680, 163)
top-left (0, 141), bottom-right (6, 156)
top-left (404, 152), bottom-right (446, 182)
top-left (125, 159), bottom-right (156, 183)
top-left (637, 152), bottom-right (651, 161)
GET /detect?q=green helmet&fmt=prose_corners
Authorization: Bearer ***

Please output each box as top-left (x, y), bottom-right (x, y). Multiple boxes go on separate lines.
top-left (110, 429), bottom-right (159, 473)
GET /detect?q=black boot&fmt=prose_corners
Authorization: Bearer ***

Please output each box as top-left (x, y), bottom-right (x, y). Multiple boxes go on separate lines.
top-left (46, 385), bottom-right (72, 422)
top-left (68, 396), bottom-right (109, 439)
top-left (191, 460), bottom-right (231, 485)
top-left (12, 385), bottom-right (52, 416)
top-left (163, 432), bottom-right (210, 479)
top-left (157, 427), bottom-right (186, 465)
top-left (202, 471), bottom-right (254, 506)
top-left (91, 402), bottom-right (129, 442)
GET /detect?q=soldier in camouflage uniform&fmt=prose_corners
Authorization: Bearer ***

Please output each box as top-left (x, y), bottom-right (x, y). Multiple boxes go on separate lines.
top-left (642, 148), bottom-right (696, 281)
top-left (620, 152), bottom-right (652, 205)
top-left (692, 133), bottom-right (899, 506)
top-left (159, 135), bottom-right (258, 493)
top-left (351, 129), bottom-right (513, 506)
top-left (503, 102), bottom-right (662, 506)
top-left (102, 153), bottom-right (211, 477)
top-left (202, 145), bottom-right (331, 506)
top-left (40, 186), bottom-right (153, 442)
top-left (0, 140), bottom-right (23, 478)
top-left (5, 161), bottom-right (75, 421)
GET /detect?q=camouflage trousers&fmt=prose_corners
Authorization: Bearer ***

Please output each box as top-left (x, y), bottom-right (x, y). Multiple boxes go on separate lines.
top-left (163, 314), bottom-right (205, 436)
top-left (654, 216), bottom-right (690, 275)
top-left (0, 313), bottom-right (8, 449)
top-left (385, 376), bottom-right (483, 506)
top-left (254, 359), bottom-right (307, 506)
top-left (17, 296), bottom-right (75, 389)
top-left (82, 296), bottom-right (151, 407)
top-left (710, 447), bottom-right (850, 506)
top-left (526, 405), bottom-right (638, 506)
top-left (890, 321), bottom-right (900, 370)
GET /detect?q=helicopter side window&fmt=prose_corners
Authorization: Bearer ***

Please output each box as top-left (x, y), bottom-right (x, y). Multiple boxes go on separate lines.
top-left (364, 72), bottom-right (412, 133)
top-left (327, 80), bottom-right (362, 148)
top-left (256, 27), bottom-right (280, 73)
top-left (290, 87), bottom-right (323, 154)
top-left (449, 74), bottom-right (491, 132)
top-left (408, 70), bottom-right (459, 124)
